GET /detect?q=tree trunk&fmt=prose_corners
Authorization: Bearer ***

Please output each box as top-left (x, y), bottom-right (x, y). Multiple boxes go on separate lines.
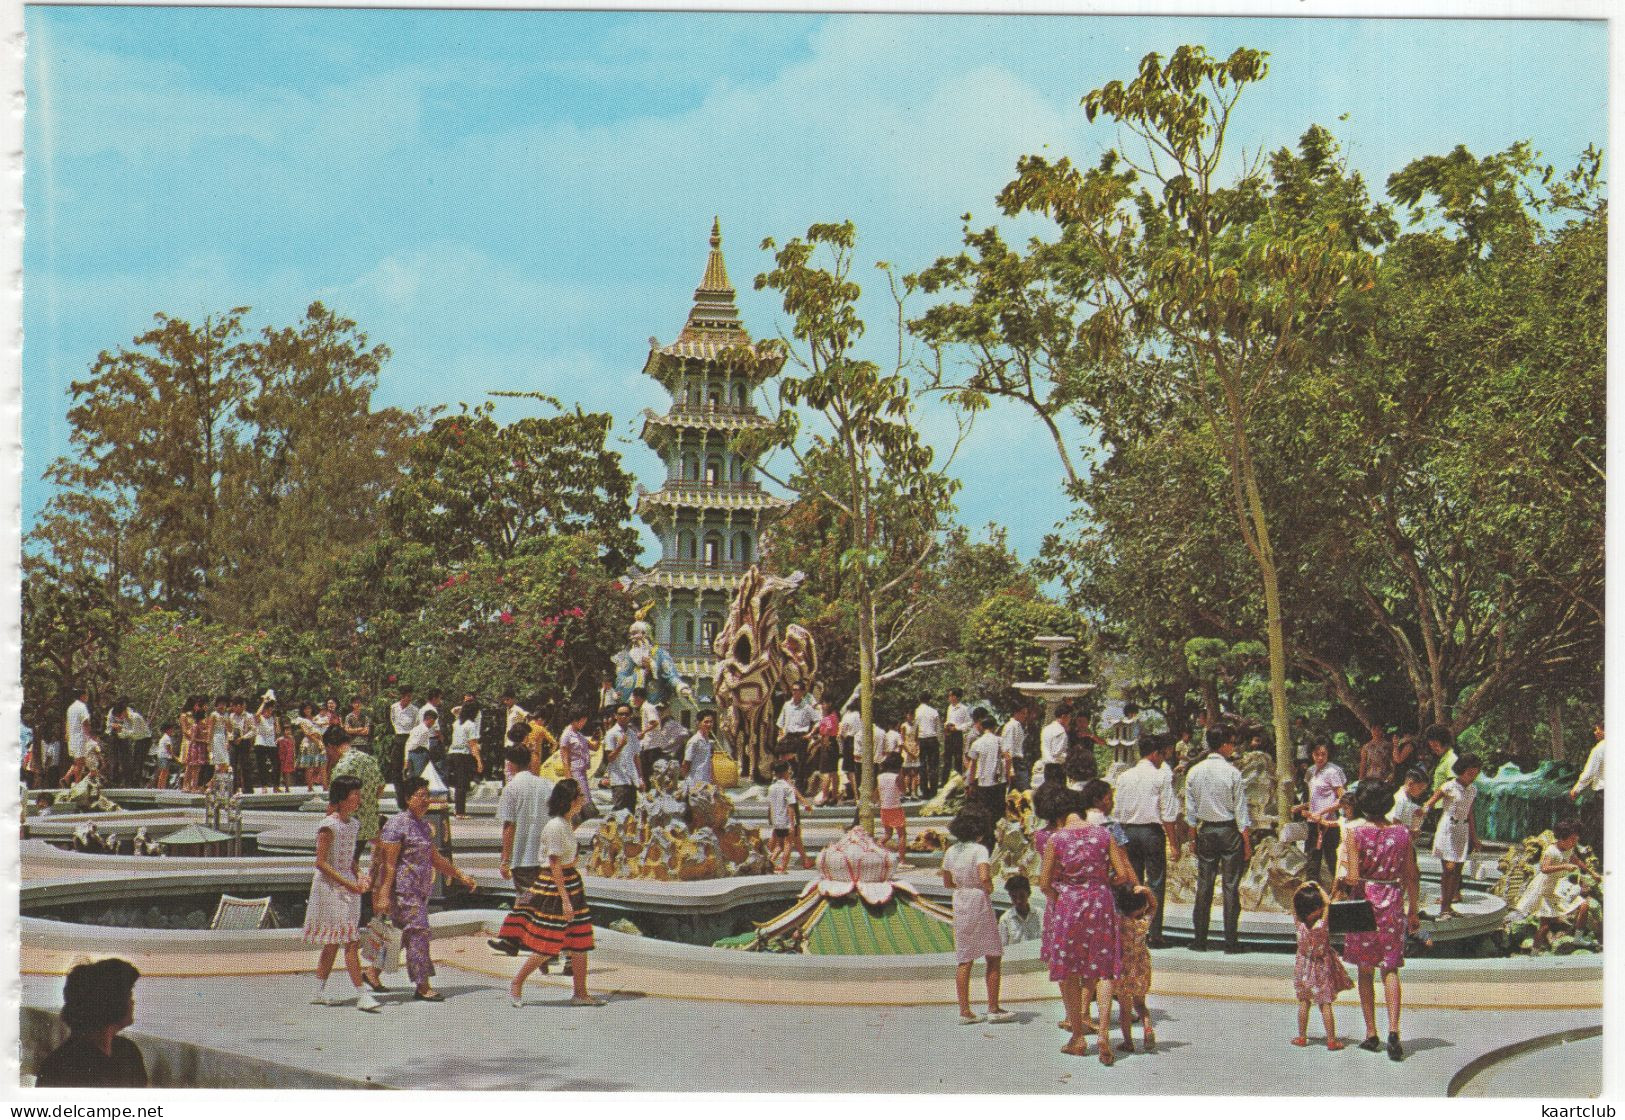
top-left (1240, 458), bottom-right (1295, 824)
top-left (1199, 678), bottom-right (1221, 728)
top-left (856, 578), bottom-right (877, 835)
top-left (1549, 698), bottom-right (1566, 761)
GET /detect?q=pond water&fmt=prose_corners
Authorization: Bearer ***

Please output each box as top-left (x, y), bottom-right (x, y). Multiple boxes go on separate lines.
top-left (26, 887), bottom-right (795, 946)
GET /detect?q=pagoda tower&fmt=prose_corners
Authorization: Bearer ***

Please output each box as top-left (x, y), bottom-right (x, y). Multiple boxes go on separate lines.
top-left (630, 220), bottom-right (791, 704)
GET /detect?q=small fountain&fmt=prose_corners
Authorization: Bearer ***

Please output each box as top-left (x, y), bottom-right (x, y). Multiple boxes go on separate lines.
top-left (1013, 634), bottom-right (1095, 731)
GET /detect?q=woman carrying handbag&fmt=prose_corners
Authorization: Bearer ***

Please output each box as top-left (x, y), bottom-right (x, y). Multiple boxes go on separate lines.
top-left (1335, 780), bottom-right (1422, 1062)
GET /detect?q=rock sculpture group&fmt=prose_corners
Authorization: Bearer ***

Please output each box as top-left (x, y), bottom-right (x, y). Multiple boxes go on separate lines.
top-left (585, 760), bottom-right (772, 880)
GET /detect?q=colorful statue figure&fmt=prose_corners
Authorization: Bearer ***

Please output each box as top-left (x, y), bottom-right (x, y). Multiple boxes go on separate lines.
top-left (712, 566), bottom-right (817, 780)
top-left (613, 609), bottom-right (695, 709)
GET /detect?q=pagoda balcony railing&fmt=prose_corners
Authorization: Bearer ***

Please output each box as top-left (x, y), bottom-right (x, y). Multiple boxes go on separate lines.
top-left (668, 401), bottom-right (759, 418)
top-left (654, 559), bottom-right (753, 575)
top-left (659, 479), bottom-right (764, 494)
top-left (663, 641), bottom-right (720, 659)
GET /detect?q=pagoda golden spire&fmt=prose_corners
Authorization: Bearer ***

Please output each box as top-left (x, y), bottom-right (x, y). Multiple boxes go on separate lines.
top-left (700, 216), bottom-right (731, 293)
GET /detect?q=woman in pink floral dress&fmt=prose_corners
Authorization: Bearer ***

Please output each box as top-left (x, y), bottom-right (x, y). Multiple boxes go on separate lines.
top-left (1039, 782), bottom-right (1135, 1065)
top-left (1337, 780), bottom-right (1421, 1062)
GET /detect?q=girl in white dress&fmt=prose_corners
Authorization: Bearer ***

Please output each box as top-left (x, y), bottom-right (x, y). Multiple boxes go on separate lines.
top-left (1426, 754), bottom-right (1481, 919)
top-left (942, 806), bottom-right (1013, 1025)
top-left (1514, 818), bottom-right (1595, 951)
top-left (304, 776), bottom-right (379, 1011)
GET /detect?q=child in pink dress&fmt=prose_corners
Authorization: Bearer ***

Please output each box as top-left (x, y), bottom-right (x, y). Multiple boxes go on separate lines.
top-left (1113, 884), bottom-right (1156, 1053)
top-left (1291, 882), bottom-right (1352, 1049)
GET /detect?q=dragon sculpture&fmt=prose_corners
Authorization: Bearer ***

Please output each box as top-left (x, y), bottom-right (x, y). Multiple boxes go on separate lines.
top-left (711, 566), bottom-right (817, 781)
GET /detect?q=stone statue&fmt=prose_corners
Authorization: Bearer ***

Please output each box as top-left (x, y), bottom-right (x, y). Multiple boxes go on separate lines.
top-left (711, 566), bottom-right (817, 780)
top-left (613, 612), bottom-right (695, 708)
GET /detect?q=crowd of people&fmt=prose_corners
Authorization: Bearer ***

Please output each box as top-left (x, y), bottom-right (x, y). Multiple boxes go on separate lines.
top-left (26, 675), bottom-right (1605, 1083)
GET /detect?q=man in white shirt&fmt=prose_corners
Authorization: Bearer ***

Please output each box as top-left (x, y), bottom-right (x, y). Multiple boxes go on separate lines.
top-left (943, 688), bottom-right (973, 796)
top-left (1183, 727), bottom-right (1252, 953)
top-left (401, 711), bottom-right (437, 803)
top-left (1032, 701), bottom-right (1073, 790)
top-left (1569, 722), bottom-right (1604, 855)
top-left (65, 689), bottom-right (96, 780)
top-left (775, 682), bottom-right (819, 792)
top-left (1114, 736), bottom-right (1180, 945)
top-left (682, 710), bottom-right (719, 786)
top-left (632, 688), bottom-right (660, 737)
top-left (501, 689), bottom-right (530, 733)
top-left (966, 709), bottom-right (1010, 848)
top-left (642, 701), bottom-right (685, 778)
top-left (603, 703), bottom-right (643, 813)
top-left (915, 694), bottom-right (944, 799)
top-left (489, 743), bottom-right (557, 956)
top-left (388, 686), bottom-right (419, 786)
top-left (1001, 703), bottom-right (1031, 791)
top-left (104, 697), bottom-right (149, 788)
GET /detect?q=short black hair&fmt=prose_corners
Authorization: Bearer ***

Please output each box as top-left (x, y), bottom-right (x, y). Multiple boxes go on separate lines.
top-left (322, 724), bottom-right (350, 749)
top-left (60, 958), bottom-right (140, 1034)
top-left (1123, 703), bottom-right (1140, 716)
top-left (504, 744), bottom-right (532, 768)
top-left (329, 775), bottom-right (362, 806)
top-left (1452, 753), bottom-right (1481, 777)
top-left (398, 776), bottom-right (430, 801)
top-left (1350, 779), bottom-right (1393, 822)
top-left (948, 806), bottom-right (988, 844)
top-left (1207, 727), bottom-right (1235, 751)
top-left (569, 706), bottom-right (593, 723)
top-left (1080, 779), bottom-right (1112, 812)
top-left (507, 723), bottom-right (530, 744)
top-left (549, 778), bottom-right (581, 817)
top-left (1139, 738), bottom-right (1162, 759)
top-left (1403, 767), bottom-right (1430, 786)
top-left (773, 760), bottom-right (790, 777)
top-left (1005, 873), bottom-right (1030, 895)
top-left (698, 709), bottom-right (716, 723)
top-left (880, 752), bottom-right (903, 774)
top-left (1114, 884), bottom-right (1152, 916)
top-left (1554, 817), bottom-right (1582, 841)
top-left (1293, 883), bottom-right (1326, 925)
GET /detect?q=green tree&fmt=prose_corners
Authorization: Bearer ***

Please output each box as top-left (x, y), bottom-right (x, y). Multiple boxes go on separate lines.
top-left (217, 303), bottom-right (421, 628)
top-left (954, 48), bottom-right (1383, 816)
top-left (959, 591), bottom-right (1089, 713)
top-left (747, 222), bottom-right (960, 830)
top-left (390, 399), bottom-right (638, 572)
top-left (36, 310), bottom-right (253, 612)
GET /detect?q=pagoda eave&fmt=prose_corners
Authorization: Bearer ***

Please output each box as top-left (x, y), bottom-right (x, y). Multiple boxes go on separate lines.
top-left (629, 569), bottom-right (753, 593)
top-left (635, 490), bottom-right (790, 519)
top-left (642, 344), bottom-right (787, 388)
top-left (639, 409), bottom-right (773, 448)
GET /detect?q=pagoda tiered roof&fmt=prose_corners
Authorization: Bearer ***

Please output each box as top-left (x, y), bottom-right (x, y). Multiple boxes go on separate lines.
top-left (638, 406), bottom-right (773, 448)
top-left (642, 220), bottom-right (786, 388)
top-left (635, 481), bottom-right (791, 524)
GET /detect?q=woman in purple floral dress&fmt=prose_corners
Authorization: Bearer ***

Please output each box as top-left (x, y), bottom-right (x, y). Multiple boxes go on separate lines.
top-left (369, 777), bottom-right (478, 1001)
top-left (1039, 782), bottom-right (1136, 1066)
top-left (1337, 781), bottom-right (1420, 1062)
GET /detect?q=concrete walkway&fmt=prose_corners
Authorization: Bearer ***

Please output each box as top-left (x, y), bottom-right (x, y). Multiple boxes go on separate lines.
top-left (20, 963), bottom-right (1600, 1094)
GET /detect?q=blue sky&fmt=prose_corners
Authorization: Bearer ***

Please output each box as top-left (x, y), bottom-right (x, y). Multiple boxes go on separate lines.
top-left (21, 9), bottom-right (1608, 569)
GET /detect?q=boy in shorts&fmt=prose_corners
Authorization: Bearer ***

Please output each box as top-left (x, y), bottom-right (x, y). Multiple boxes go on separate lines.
top-left (768, 761), bottom-right (814, 873)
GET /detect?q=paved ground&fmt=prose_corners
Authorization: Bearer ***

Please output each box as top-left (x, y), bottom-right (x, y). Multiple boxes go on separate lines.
top-left (20, 963), bottom-right (1600, 1095)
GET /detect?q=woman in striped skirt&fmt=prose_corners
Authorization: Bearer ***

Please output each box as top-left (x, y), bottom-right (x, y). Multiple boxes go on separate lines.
top-left (503, 778), bottom-right (607, 1007)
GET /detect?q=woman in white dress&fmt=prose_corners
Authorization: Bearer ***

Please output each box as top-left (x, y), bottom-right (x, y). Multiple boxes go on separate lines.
top-left (1425, 753), bottom-right (1480, 919)
top-left (1514, 817), bottom-right (1594, 951)
top-left (303, 775), bottom-right (379, 1011)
